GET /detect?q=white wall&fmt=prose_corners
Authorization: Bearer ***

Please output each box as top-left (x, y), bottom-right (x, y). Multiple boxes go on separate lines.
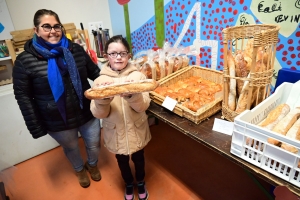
top-left (5, 0), bottom-right (113, 48)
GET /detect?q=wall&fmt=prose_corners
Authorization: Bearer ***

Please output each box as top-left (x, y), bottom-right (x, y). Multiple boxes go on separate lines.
top-left (0, 0), bottom-right (15, 40)
top-left (6, 0), bottom-right (113, 46)
top-left (108, 0), bottom-right (300, 86)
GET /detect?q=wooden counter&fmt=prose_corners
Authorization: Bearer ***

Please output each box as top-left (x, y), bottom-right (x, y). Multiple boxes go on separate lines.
top-left (147, 101), bottom-right (300, 197)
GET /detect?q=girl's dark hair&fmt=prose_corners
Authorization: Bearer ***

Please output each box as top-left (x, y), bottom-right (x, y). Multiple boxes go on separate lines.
top-left (33, 9), bottom-right (65, 33)
top-left (104, 35), bottom-right (130, 53)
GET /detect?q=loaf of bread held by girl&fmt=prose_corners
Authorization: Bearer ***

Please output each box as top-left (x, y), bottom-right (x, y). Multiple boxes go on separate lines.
top-left (85, 80), bottom-right (159, 99)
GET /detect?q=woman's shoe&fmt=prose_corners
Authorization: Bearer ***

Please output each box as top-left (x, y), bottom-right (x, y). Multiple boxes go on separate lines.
top-left (124, 183), bottom-right (135, 200)
top-left (137, 181), bottom-right (149, 200)
top-left (85, 162), bottom-right (101, 181)
top-left (75, 168), bottom-right (90, 188)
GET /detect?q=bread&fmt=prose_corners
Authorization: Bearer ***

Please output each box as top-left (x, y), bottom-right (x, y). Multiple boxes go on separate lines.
top-left (140, 62), bottom-right (153, 79)
top-left (258, 104), bottom-right (290, 130)
top-left (281, 117), bottom-right (300, 153)
top-left (153, 61), bottom-right (161, 80)
top-left (227, 51), bottom-right (236, 111)
top-left (84, 79), bottom-right (159, 99)
top-left (268, 108), bottom-right (300, 146)
top-left (165, 58), bottom-right (174, 76)
top-left (173, 56), bottom-right (183, 72)
top-left (181, 55), bottom-right (190, 67)
top-left (234, 51), bottom-right (249, 96)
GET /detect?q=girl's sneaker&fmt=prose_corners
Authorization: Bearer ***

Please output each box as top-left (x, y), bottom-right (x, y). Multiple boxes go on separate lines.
top-left (124, 183), bottom-right (134, 200)
top-left (137, 181), bottom-right (149, 200)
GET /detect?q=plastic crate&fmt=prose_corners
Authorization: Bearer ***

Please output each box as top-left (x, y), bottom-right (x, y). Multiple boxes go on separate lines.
top-left (231, 82), bottom-right (300, 187)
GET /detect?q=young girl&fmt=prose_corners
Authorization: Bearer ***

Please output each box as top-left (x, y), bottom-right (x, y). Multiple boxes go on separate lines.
top-left (90, 35), bottom-right (151, 200)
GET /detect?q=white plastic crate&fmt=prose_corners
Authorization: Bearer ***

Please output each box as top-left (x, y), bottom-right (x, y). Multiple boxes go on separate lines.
top-left (231, 82), bottom-right (300, 187)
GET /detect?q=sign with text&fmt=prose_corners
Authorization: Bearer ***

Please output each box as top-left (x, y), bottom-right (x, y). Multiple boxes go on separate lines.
top-left (250, 0), bottom-right (300, 37)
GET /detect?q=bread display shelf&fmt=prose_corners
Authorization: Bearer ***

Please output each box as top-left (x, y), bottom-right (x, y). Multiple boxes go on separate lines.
top-left (222, 24), bottom-right (280, 121)
top-left (150, 66), bottom-right (223, 124)
top-left (231, 82), bottom-right (300, 187)
top-left (84, 79), bottom-right (159, 99)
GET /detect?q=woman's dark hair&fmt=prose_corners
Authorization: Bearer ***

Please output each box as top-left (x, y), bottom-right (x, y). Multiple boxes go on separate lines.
top-left (104, 35), bottom-right (130, 53)
top-left (33, 9), bottom-right (65, 33)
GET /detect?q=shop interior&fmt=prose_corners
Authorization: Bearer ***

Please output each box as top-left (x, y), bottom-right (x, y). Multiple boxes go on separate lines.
top-left (0, 0), bottom-right (299, 199)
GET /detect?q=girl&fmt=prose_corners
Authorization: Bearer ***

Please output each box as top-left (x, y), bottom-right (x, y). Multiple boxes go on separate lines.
top-left (91, 35), bottom-right (151, 200)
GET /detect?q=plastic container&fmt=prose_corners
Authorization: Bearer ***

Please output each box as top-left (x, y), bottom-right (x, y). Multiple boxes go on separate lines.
top-left (231, 82), bottom-right (300, 187)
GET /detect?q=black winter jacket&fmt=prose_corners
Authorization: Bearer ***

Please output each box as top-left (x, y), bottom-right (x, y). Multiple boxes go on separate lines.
top-left (13, 39), bottom-right (100, 139)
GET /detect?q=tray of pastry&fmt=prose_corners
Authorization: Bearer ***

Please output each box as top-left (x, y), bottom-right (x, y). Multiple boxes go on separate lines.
top-left (149, 66), bottom-right (223, 124)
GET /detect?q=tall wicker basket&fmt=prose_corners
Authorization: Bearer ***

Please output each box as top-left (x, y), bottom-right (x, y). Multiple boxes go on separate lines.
top-left (222, 24), bottom-right (280, 121)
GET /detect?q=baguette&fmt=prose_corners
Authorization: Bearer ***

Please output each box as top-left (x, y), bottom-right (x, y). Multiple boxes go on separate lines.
top-left (234, 51), bottom-right (249, 97)
top-left (228, 51), bottom-right (236, 111)
top-left (84, 79), bottom-right (159, 99)
top-left (258, 104), bottom-right (290, 130)
top-left (268, 108), bottom-right (300, 146)
top-left (246, 104), bottom-right (290, 149)
top-left (281, 117), bottom-right (300, 153)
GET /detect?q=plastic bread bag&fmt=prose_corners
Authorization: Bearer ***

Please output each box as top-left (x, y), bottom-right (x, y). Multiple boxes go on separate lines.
top-left (140, 49), bottom-right (157, 80)
top-left (131, 50), bottom-right (148, 70)
top-left (178, 45), bottom-right (194, 68)
top-left (173, 49), bottom-right (182, 72)
top-left (156, 49), bottom-right (166, 80)
top-left (165, 48), bottom-right (175, 76)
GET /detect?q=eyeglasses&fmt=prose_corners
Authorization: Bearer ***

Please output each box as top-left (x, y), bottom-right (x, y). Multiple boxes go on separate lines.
top-left (107, 51), bottom-right (128, 58)
top-left (40, 24), bottom-right (63, 32)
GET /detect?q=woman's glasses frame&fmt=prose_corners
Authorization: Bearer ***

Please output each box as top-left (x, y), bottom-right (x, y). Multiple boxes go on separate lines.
top-left (39, 24), bottom-right (63, 32)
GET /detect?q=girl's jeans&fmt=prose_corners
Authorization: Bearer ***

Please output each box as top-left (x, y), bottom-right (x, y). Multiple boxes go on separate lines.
top-left (49, 117), bottom-right (101, 172)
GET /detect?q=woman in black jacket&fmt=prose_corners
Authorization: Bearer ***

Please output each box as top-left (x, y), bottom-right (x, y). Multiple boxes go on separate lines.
top-left (12, 9), bottom-right (101, 188)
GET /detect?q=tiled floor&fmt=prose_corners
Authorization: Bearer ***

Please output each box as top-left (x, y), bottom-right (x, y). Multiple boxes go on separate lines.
top-left (1, 120), bottom-right (273, 200)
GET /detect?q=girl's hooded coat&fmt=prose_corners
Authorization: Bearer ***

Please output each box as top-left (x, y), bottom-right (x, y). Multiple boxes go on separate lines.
top-left (90, 62), bottom-right (151, 155)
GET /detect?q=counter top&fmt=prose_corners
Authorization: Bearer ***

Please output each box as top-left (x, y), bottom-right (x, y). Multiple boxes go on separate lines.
top-left (147, 101), bottom-right (300, 196)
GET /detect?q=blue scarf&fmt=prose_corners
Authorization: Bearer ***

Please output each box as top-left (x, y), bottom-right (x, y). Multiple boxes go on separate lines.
top-left (32, 34), bottom-right (83, 123)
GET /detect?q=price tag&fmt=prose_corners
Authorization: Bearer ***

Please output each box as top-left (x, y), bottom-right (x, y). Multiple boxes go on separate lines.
top-left (212, 118), bottom-right (234, 135)
top-left (162, 96), bottom-right (177, 111)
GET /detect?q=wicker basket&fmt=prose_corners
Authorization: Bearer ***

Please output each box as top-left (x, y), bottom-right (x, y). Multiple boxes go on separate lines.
top-left (222, 24), bottom-right (280, 122)
top-left (150, 66), bottom-right (223, 124)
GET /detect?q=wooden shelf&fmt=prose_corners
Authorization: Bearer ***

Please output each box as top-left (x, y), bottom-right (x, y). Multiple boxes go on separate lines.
top-left (0, 56), bottom-right (11, 61)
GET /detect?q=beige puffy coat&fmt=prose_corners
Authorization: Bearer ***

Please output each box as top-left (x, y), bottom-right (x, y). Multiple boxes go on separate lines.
top-left (90, 63), bottom-right (151, 155)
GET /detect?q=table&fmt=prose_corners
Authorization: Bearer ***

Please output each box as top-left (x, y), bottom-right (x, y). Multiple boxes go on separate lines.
top-left (147, 101), bottom-right (300, 197)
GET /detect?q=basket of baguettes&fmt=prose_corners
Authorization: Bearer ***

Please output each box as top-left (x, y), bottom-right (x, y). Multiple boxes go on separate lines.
top-left (231, 81), bottom-right (300, 187)
top-left (149, 66), bottom-right (223, 124)
top-left (84, 79), bottom-right (160, 99)
top-left (222, 24), bottom-right (280, 121)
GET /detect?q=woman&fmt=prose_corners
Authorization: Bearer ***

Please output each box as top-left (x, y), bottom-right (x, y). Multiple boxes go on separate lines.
top-left (12, 9), bottom-right (101, 188)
